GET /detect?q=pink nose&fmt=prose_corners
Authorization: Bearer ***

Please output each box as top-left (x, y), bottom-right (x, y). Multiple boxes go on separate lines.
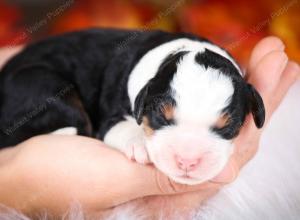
top-left (175, 155), bottom-right (201, 171)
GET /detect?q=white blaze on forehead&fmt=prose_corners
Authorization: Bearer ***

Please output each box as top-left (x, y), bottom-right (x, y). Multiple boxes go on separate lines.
top-left (171, 52), bottom-right (234, 124)
top-left (128, 38), bottom-right (241, 110)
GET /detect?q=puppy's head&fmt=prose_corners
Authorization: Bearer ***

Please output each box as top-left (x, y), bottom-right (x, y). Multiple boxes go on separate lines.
top-left (133, 49), bottom-right (265, 185)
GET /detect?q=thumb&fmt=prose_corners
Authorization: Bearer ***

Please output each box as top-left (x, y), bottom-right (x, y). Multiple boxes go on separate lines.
top-left (209, 157), bottom-right (239, 184)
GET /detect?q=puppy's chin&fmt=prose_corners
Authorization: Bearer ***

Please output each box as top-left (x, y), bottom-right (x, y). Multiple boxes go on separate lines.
top-left (145, 133), bottom-right (234, 185)
top-left (150, 152), bottom-right (230, 185)
top-left (165, 155), bottom-right (229, 185)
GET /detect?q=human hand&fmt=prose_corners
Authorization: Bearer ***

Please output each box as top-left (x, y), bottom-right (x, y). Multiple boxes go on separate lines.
top-left (0, 37), bottom-right (298, 217)
top-left (222, 36), bottom-right (299, 181)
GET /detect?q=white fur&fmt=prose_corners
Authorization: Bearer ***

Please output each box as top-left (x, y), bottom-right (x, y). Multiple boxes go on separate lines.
top-left (146, 126), bottom-right (233, 185)
top-left (51, 127), bottom-right (77, 135)
top-left (172, 52), bottom-right (234, 124)
top-left (104, 116), bottom-right (149, 164)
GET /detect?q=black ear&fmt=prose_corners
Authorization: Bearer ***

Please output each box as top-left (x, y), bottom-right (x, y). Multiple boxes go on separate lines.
top-left (246, 84), bottom-right (265, 128)
top-left (133, 85), bottom-right (149, 125)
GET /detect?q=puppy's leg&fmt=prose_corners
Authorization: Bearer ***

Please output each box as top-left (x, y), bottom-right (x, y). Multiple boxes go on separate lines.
top-left (104, 116), bottom-right (150, 164)
top-left (0, 66), bottom-right (92, 148)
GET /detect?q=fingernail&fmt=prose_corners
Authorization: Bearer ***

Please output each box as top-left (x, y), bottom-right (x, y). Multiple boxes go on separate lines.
top-left (276, 53), bottom-right (288, 74)
top-left (276, 41), bottom-right (285, 51)
top-left (289, 61), bottom-right (300, 80)
top-left (209, 161), bottom-right (238, 184)
top-left (291, 62), bottom-right (300, 73)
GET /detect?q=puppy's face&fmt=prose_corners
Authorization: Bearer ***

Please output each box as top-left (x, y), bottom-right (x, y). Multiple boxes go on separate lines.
top-left (134, 49), bottom-right (265, 185)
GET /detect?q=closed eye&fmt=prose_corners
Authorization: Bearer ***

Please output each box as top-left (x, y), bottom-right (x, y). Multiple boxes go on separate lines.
top-left (214, 113), bottom-right (230, 129)
top-left (211, 113), bottom-right (241, 140)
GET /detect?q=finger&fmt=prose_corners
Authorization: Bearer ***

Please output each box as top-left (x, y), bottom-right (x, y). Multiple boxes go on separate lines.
top-left (270, 61), bottom-right (300, 115)
top-left (233, 128), bottom-right (261, 167)
top-left (233, 52), bottom-right (288, 164)
top-left (209, 157), bottom-right (239, 184)
top-left (233, 62), bottom-right (299, 169)
top-left (247, 36), bottom-right (285, 75)
top-left (248, 51), bottom-right (288, 102)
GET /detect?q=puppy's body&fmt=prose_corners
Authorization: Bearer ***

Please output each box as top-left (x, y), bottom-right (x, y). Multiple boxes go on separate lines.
top-left (0, 29), bottom-right (208, 143)
top-left (0, 28), bottom-right (178, 144)
top-left (0, 28), bottom-right (264, 185)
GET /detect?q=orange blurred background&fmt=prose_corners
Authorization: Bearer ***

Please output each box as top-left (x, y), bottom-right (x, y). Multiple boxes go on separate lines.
top-left (0, 0), bottom-right (299, 67)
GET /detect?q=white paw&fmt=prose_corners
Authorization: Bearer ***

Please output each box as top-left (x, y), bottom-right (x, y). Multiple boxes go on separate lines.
top-left (124, 136), bottom-right (150, 164)
top-left (51, 127), bottom-right (78, 135)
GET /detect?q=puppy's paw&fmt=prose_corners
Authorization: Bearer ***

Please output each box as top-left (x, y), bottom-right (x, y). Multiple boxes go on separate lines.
top-left (51, 127), bottom-right (78, 135)
top-left (124, 136), bottom-right (150, 164)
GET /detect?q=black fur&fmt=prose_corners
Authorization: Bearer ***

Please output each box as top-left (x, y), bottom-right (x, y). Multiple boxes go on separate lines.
top-left (134, 51), bottom-right (188, 129)
top-left (195, 49), bottom-right (265, 139)
top-left (0, 28), bottom-right (207, 148)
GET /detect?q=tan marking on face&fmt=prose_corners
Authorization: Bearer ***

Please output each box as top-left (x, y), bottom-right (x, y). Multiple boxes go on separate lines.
top-left (215, 113), bottom-right (230, 129)
top-left (161, 104), bottom-right (174, 120)
top-left (142, 117), bottom-right (154, 137)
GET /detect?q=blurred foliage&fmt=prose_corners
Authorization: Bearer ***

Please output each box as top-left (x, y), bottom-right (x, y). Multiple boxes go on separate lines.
top-left (0, 0), bottom-right (299, 66)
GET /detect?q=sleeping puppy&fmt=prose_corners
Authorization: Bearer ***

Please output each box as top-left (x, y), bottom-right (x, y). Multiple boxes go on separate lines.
top-left (0, 28), bottom-right (265, 185)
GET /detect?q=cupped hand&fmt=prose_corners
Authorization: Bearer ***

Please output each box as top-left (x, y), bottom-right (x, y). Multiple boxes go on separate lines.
top-left (0, 37), bottom-right (299, 217)
top-left (221, 37), bottom-right (299, 182)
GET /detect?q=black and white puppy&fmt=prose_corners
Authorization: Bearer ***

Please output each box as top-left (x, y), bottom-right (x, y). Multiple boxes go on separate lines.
top-left (0, 28), bottom-right (265, 185)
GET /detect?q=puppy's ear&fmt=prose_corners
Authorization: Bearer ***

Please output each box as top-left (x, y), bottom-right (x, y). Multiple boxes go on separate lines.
top-left (133, 85), bottom-right (149, 124)
top-left (246, 83), bottom-right (265, 128)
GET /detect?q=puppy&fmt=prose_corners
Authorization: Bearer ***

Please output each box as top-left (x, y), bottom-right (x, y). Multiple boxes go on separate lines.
top-left (0, 28), bottom-right (265, 185)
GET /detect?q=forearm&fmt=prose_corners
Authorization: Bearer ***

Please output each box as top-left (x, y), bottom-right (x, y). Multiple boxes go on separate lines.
top-left (0, 144), bottom-right (52, 215)
top-left (0, 136), bottom-right (158, 216)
